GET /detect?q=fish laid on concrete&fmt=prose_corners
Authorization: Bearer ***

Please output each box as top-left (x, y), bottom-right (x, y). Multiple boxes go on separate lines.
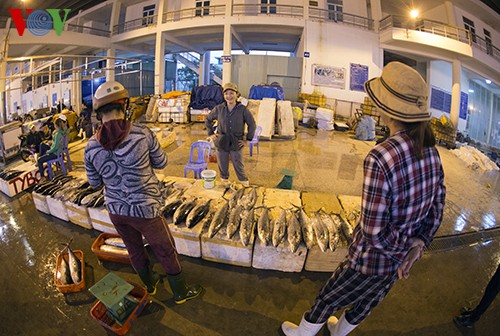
top-left (287, 210), bottom-right (302, 253)
top-left (226, 204), bottom-right (243, 239)
top-left (208, 201), bottom-right (230, 238)
top-left (320, 210), bottom-right (340, 252)
top-left (311, 212), bottom-right (329, 252)
top-left (296, 207), bottom-right (315, 249)
top-left (104, 237), bottom-right (126, 248)
top-left (272, 208), bottom-right (288, 247)
top-left (186, 199), bottom-right (211, 228)
top-left (239, 208), bottom-right (255, 246)
top-left (100, 244), bottom-right (129, 255)
top-left (257, 207), bottom-right (272, 245)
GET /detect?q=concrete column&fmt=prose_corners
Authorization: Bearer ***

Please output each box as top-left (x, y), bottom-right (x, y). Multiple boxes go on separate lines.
top-left (444, 1), bottom-right (456, 26)
top-left (0, 18), bottom-right (11, 125)
top-left (486, 90), bottom-right (494, 145)
top-left (156, 0), bottom-right (165, 25)
top-left (110, 0), bottom-right (122, 35)
top-left (72, 59), bottom-right (82, 114)
top-left (199, 53), bottom-right (204, 86)
top-left (303, 0), bottom-right (309, 19)
top-left (199, 51), bottom-right (210, 85)
top-left (106, 48), bottom-right (115, 82)
top-left (369, 0), bottom-right (382, 31)
top-left (449, 59), bottom-right (461, 129)
top-left (222, 24), bottom-right (232, 84)
top-left (225, 0), bottom-right (233, 16)
top-left (154, 31), bottom-right (166, 94)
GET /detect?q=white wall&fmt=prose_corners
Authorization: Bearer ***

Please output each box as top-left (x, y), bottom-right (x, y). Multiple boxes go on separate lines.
top-left (454, 6), bottom-right (499, 48)
top-left (301, 20), bottom-right (382, 104)
top-left (428, 60), bottom-right (469, 131)
top-left (422, 4), bottom-right (450, 23)
top-left (126, 0), bottom-right (157, 22)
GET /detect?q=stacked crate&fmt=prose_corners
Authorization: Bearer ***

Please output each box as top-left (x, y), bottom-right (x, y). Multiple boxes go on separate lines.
top-left (157, 96), bottom-right (190, 123)
top-left (190, 108), bottom-right (211, 123)
top-left (430, 116), bottom-right (456, 149)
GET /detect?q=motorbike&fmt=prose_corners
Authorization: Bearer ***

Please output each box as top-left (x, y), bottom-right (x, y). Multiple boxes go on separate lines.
top-left (18, 134), bottom-right (37, 163)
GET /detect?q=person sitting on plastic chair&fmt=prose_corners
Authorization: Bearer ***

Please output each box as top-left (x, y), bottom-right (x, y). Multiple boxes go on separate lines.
top-left (37, 115), bottom-right (69, 181)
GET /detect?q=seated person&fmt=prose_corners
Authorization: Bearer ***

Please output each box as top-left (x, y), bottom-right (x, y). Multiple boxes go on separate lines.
top-left (26, 124), bottom-right (43, 154)
top-left (37, 115), bottom-right (69, 180)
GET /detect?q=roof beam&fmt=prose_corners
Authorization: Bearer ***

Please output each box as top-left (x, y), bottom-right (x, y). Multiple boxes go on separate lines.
top-left (163, 33), bottom-right (204, 54)
top-left (231, 27), bottom-right (249, 54)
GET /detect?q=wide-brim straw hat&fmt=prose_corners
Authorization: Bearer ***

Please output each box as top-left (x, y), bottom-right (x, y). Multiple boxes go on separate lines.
top-left (364, 61), bottom-right (430, 122)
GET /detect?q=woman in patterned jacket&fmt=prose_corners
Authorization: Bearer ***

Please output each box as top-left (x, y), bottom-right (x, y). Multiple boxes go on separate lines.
top-left (282, 62), bottom-right (446, 336)
top-left (84, 81), bottom-right (202, 303)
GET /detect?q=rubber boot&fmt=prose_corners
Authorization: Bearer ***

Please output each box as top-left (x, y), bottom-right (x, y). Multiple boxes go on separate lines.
top-left (281, 314), bottom-right (324, 336)
top-left (327, 312), bottom-right (357, 336)
top-left (166, 273), bottom-right (203, 304)
top-left (136, 266), bottom-right (161, 295)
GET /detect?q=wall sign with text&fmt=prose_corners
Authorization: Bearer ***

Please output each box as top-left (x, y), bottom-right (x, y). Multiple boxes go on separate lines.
top-left (311, 64), bottom-right (345, 89)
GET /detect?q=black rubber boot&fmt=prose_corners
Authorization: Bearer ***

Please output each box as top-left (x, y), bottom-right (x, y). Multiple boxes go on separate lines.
top-left (453, 311), bottom-right (477, 329)
top-left (136, 266), bottom-right (161, 295)
top-left (166, 273), bottom-right (203, 304)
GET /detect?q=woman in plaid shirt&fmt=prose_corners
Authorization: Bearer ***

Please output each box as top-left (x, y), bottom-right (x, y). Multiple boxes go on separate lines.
top-left (282, 62), bottom-right (446, 336)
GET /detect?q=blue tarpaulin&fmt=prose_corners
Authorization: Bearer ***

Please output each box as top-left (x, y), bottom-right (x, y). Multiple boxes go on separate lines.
top-left (248, 85), bottom-right (285, 100)
top-left (189, 84), bottom-right (224, 109)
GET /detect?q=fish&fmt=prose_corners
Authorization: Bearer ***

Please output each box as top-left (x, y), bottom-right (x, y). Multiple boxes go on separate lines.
top-left (339, 213), bottom-right (354, 245)
top-left (163, 199), bottom-right (183, 218)
top-left (311, 212), bottom-right (329, 252)
top-left (226, 204), bottom-right (243, 239)
top-left (186, 199), bottom-right (211, 228)
top-left (208, 201), bottom-right (229, 238)
top-left (88, 194), bottom-right (105, 208)
top-left (80, 189), bottom-right (103, 205)
top-left (57, 253), bottom-right (72, 285)
top-left (104, 237), bottom-right (126, 248)
top-left (173, 198), bottom-right (197, 225)
top-left (229, 187), bottom-right (245, 208)
top-left (1, 170), bottom-right (23, 181)
top-left (320, 210), bottom-right (340, 252)
top-left (287, 210), bottom-right (302, 253)
top-left (197, 208), bottom-right (215, 231)
top-left (257, 207), bottom-right (272, 245)
top-left (239, 208), bottom-right (255, 246)
top-left (100, 244), bottom-right (129, 255)
top-left (63, 240), bottom-right (82, 284)
top-left (272, 208), bottom-right (288, 247)
top-left (296, 207), bottom-right (315, 249)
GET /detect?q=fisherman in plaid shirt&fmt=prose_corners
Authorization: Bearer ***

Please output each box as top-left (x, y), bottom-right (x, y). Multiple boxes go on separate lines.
top-left (282, 62), bottom-right (446, 336)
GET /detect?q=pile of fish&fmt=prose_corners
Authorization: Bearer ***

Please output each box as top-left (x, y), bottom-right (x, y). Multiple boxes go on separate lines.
top-left (100, 237), bottom-right (128, 256)
top-left (0, 169), bottom-right (24, 181)
top-left (57, 240), bottom-right (82, 285)
top-left (33, 175), bottom-right (105, 207)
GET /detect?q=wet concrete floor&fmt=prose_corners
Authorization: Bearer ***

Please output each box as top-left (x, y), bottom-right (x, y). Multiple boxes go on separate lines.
top-left (0, 123), bottom-right (498, 335)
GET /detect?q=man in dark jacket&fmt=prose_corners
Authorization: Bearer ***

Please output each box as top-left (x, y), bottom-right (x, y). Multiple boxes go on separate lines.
top-left (205, 82), bottom-right (256, 185)
top-left (25, 124), bottom-right (43, 153)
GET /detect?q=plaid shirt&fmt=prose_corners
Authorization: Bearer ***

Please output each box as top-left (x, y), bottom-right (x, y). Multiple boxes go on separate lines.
top-left (348, 131), bottom-right (446, 276)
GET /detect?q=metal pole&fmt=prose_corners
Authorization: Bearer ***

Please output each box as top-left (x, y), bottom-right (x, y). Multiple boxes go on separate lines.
top-left (140, 61), bottom-right (143, 96)
top-left (59, 58), bottom-right (63, 111)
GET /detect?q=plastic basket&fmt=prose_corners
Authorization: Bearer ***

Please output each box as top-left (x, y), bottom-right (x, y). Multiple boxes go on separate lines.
top-left (91, 233), bottom-right (131, 264)
top-left (54, 250), bottom-right (86, 293)
top-left (90, 282), bottom-right (148, 336)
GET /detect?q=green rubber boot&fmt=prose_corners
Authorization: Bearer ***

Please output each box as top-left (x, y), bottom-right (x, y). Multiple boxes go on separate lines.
top-left (166, 273), bottom-right (203, 304)
top-left (136, 266), bottom-right (161, 295)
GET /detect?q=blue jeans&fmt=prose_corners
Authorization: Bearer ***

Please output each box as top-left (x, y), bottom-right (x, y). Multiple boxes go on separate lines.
top-left (37, 153), bottom-right (57, 178)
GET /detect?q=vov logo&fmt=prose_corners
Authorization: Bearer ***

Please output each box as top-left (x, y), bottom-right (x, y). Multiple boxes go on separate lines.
top-left (8, 9), bottom-right (71, 36)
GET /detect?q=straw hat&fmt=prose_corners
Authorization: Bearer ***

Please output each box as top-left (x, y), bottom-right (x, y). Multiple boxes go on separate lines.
top-left (223, 82), bottom-right (238, 93)
top-left (364, 62), bottom-right (430, 122)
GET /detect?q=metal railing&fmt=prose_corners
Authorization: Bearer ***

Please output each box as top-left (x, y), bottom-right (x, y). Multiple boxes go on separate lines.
top-left (309, 8), bottom-right (373, 30)
top-left (163, 5), bottom-right (225, 23)
top-left (380, 15), bottom-right (470, 44)
top-left (232, 4), bottom-right (304, 17)
top-left (472, 34), bottom-right (500, 63)
top-left (66, 24), bottom-right (111, 37)
top-left (179, 52), bottom-right (200, 67)
top-left (113, 15), bottom-right (158, 35)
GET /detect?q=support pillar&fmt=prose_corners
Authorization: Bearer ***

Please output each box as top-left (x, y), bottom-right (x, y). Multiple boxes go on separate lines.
top-left (72, 59), bottom-right (82, 114)
top-left (106, 0), bottom-right (121, 82)
top-left (0, 18), bottom-right (11, 125)
top-left (154, 31), bottom-right (166, 94)
top-left (199, 51), bottom-right (210, 85)
top-left (369, 0), bottom-right (382, 31)
top-left (222, 24), bottom-right (232, 85)
top-left (444, 1), bottom-right (456, 26)
top-left (449, 59), bottom-right (461, 129)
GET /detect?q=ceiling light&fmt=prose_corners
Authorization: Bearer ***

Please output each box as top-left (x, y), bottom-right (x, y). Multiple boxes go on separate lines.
top-left (485, 79), bottom-right (491, 84)
top-left (410, 9), bottom-right (419, 18)
top-left (468, 89), bottom-right (474, 93)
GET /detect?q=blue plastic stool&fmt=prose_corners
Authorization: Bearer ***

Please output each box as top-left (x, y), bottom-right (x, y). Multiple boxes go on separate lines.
top-left (184, 140), bottom-right (212, 179)
top-left (249, 126), bottom-right (263, 157)
top-left (47, 136), bottom-right (72, 179)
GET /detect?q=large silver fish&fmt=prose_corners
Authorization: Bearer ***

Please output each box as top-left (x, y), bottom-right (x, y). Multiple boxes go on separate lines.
top-left (197, 208), bottom-right (215, 231)
top-left (64, 241), bottom-right (82, 284)
top-left (296, 207), bottom-right (315, 249)
top-left (57, 253), bottom-right (72, 285)
top-left (257, 207), bottom-right (272, 245)
top-left (100, 244), bottom-right (129, 255)
top-left (226, 204), bottom-right (243, 239)
top-left (173, 198), bottom-right (197, 224)
top-left (186, 199), bottom-right (211, 228)
top-left (239, 208), bottom-right (255, 246)
top-left (287, 210), bottom-right (302, 253)
top-left (272, 208), bottom-right (288, 247)
top-left (80, 189), bottom-right (104, 205)
top-left (104, 237), bottom-right (126, 248)
top-left (311, 212), bottom-right (329, 252)
top-left (238, 187), bottom-right (257, 210)
top-left (208, 201), bottom-right (229, 238)
top-left (339, 212), bottom-right (354, 245)
top-left (229, 187), bottom-right (245, 209)
top-left (320, 210), bottom-right (340, 252)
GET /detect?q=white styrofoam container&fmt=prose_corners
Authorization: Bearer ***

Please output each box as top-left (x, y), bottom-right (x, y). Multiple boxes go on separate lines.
top-left (1, 162), bottom-right (40, 197)
top-left (168, 223), bottom-right (203, 258)
top-left (304, 246), bottom-right (348, 272)
top-left (252, 241), bottom-right (307, 272)
top-left (201, 230), bottom-right (255, 267)
top-left (32, 191), bottom-right (50, 214)
top-left (88, 207), bottom-right (118, 234)
top-left (46, 196), bottom-right (69, 221)
top-left (65, 201), bottom-right (93, 229)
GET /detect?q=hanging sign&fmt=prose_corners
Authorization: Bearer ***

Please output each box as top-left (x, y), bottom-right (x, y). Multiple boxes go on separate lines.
top-left (221, 55), bottom-right (232, 63)
top-left (349, 63), bottom-right (368, 92)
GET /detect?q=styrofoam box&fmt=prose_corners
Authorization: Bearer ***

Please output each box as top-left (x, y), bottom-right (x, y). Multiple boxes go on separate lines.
top-left (32, 191), bottom-right (50, 214)
top-left (201, 229), bottom-right (255, 267)
top-left (88, 207), bottom-right (118, 234)
top-left (304, 246), bottom-right (348, 272)
top-left (46, 196), bottom-right (69, 221)
top-left (252, 241), bottom-right (307, 272)
top-left (0, 162), bottom-right (40, 197)
top-left (65, 201), bottom-right (93, 229)
top-left (168, 222), bottom-right (203, 258)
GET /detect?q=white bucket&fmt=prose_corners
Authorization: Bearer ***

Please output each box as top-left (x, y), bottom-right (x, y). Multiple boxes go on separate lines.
top-left (201, 169), bottom-right (217, 189)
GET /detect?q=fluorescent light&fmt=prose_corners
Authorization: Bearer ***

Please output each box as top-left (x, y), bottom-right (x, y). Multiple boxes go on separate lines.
top-left (468, 89), bottom-right (474, 93)
top-left (485, 79), bottom-right (492, 84)
top-left (410, 9), bottom-right (419, 18)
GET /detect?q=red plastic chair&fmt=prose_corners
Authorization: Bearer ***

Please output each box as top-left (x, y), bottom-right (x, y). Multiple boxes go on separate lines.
top-left (184, 141), bottom-right (212, 179)
top-left (249, 126), bottom-right (262, 157)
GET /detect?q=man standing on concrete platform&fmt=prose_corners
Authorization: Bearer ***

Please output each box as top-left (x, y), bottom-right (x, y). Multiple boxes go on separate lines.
top-left (206, 82), bottom-right (256, 185)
